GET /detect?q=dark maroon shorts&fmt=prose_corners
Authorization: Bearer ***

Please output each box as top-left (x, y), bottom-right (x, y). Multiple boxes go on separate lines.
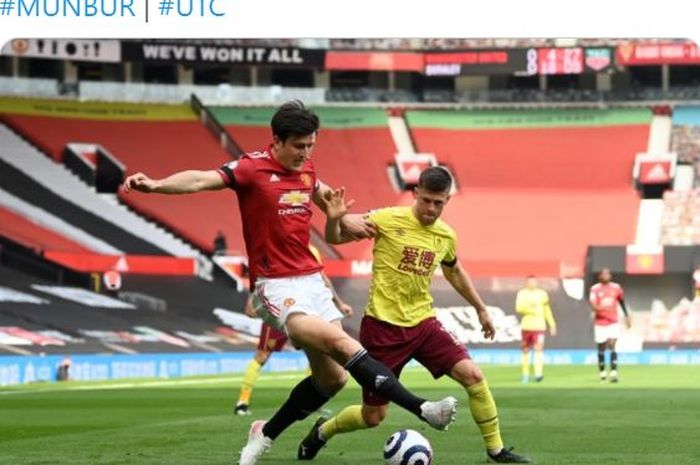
top-left (521, 330), bottom-right (545, 348)
top-left (257, 323), bottom-right (287, 352)
top-left (360, 316), bottom-right (470, 406)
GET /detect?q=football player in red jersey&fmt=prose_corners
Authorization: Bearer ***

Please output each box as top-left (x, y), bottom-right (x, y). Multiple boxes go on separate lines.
top-left (123, 100), bottom-right (457, 465)
top-left (589, 268), bottom-right (631, 383)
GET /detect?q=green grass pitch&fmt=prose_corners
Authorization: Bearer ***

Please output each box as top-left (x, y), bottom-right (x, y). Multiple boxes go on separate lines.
top-left (1, 365), bottom-right (699, 464)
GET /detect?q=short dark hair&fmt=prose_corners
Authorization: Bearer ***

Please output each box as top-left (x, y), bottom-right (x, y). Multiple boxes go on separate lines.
top-left (418, 166), bottom-right (452, 193)
top-left (271, 100), bottom-right (320, 142)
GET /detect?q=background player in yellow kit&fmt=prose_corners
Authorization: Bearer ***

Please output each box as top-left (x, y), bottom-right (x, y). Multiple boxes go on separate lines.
top-left (515, 276), bottom-right (557, 383)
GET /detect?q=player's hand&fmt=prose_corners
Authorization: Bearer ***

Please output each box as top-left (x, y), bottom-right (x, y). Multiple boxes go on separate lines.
top-left (122, 172), bottom-right (158, 194)
top-left (340, 214), bottom-right (377, 240)
top-left (549, 327), bottom-right (557, 337)
top-left (244, 296), bottom-right (257, 318)
top-left (336, 301), bottom-right (353, 317)
top-left (625, 315), bottom-right (632, 329)
top-left (478, 311), bottom-right (496, 340)
top-left (321, 187), bottom-right (355, 220)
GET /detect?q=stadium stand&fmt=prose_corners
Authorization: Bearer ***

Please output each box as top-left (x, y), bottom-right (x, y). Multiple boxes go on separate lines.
top-left (0, 187), bottom-right (121, 254)
top-left (0, 206), bottom-right (93, 255)
top-left (660, 189), bottom-right (700, 245)
top-left (0, 263), bottom-right (250, 355)
top-left (406, 108), bottom-right (652, 276)
top-left (658, 106), bottom-right (700, 245)
top-left (0, 99), bottom-right (241, 255)
top-left (209, 106), bottom-right (406, 259)
top-left (0, 153), bottom-right (167, 255)
top-left (670, 106), bottom-right (700, 184)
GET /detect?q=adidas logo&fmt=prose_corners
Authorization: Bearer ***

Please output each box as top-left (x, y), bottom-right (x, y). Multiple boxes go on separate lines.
top-left (375, 375), bottom-right (388, 389)
top-left (270, 174), bottom-right (280, 182)
top-left (646, 163), bottom-right (668, 181)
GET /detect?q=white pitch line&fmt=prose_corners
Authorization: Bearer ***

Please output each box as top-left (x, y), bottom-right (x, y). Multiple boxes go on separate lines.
top-left (0, 373), bottom-right (304, 396)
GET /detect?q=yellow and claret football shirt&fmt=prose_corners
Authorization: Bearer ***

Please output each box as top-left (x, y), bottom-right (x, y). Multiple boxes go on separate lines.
top-left (366, 206), bottom-right (457, 327)
top-left (515, 288), bottom-right (556, 331)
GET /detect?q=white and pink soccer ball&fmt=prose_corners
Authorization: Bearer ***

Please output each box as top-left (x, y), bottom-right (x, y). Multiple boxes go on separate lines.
top-left (383, 429), bottom-right (433, 465)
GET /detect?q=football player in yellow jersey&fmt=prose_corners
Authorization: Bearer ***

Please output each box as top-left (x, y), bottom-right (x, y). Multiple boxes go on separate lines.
top-left (235, 245), bottom-right (354, 415)
top-left (516, 276), bottom-right (557, 384)
top-left (299, 167), bottom-right (531, 464)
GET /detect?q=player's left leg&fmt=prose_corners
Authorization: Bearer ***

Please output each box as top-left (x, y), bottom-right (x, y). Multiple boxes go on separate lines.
top-left (533, 334), bottom-right (545, 382)
top-left (261, 333), bottom-right (348, 442)
top-left (239, 343), bottom-right (346, 465)
top-left (236, 348), bottom-right (272, 415)
top-left (607, 338), bottom-right (619, 383)
top-left (415, 318), bottom-right (531, 463)
top-left (298, 314), bottom-right (416, 460)
top-left (520, 338), bottom-right (531, 384)
top-left (449, 360), bottom-right (531, 463)
top-left (298, 403), bottom-right (387, 460)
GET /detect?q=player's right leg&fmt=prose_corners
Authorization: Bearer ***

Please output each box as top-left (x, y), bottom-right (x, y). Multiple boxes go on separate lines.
top-left (594, 326), bottom-right (608, 381)
top-left (298, 403), bottom-right (387, 460)
top-left (286, 313), bottom-right (457, 430)
top-left (239, 344), bottom-right (346, 465)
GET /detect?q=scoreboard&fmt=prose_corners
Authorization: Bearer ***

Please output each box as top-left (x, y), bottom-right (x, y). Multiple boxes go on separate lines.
top-left (537, 47), bottom-right (584, 75)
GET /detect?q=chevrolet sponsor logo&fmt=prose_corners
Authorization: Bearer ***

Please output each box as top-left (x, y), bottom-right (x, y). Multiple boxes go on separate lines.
top-left (279, 191), bottom-right (310, 206)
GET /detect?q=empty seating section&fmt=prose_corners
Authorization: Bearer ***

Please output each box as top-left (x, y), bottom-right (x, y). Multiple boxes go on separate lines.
top-left (210, 106), bottom-right (404, 259)
top-left (1, 99), bottom-right (241, 254)
top-left (0, 206), bottom-right (92, 254)
top-left (0, 100), bottom-right (657, 274)
top-left (406, 108), bottom-right (651, 275)
top-left (0, 187), bottom-right (121, 254)
top-left (660, 189), bottom-right (700, 245)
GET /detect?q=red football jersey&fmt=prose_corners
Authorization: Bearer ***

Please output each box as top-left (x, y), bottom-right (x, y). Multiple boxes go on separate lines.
top-left (589, 282), bottom-right (624, 326)
top-left (217, 148), bottom-right (323, 286)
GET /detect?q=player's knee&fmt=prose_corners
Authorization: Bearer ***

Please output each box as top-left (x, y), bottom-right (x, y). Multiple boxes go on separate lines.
top-left (325, 372), bottom-right (348, 395)
top-left (452, 360), bottom-right (483, 386)
top-left (362, 406), bottom-right (387, 427)
top-left (327, 334), bottom-right (362, 361)
top-left (314, 370), bottom-right (348, 395)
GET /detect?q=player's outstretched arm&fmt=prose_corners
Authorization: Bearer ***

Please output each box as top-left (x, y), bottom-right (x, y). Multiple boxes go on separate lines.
top-left (314, 180), bottom-right (376, 242)
top-left (122, 170), bottom-right (226, 195)
top-left (442, 261), bottom-right (496, 340)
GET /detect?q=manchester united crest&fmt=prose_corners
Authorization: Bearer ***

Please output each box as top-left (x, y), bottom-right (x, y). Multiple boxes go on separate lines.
top-left (300, 173), bottom-right (312, 187)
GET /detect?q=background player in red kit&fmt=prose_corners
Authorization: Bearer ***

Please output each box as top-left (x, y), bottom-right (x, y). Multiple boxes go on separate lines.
top-left (122, 100), bottom-right (457, 465)
top-left (589, 268), bottom-right (631, 383)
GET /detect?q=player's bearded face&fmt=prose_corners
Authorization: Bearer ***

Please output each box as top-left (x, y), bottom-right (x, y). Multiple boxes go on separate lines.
top-left (413, 188), bottom-right (450, 225)
top-left (273, 133), bottom-right (316, 171)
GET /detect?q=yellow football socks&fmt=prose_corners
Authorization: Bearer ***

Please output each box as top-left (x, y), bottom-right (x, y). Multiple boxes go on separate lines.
top-left (319, 405), bottom-right (368, 440)
top-left (238, 359), bottom-right (262, 405)
top-left (521, 352), bottom-right (530, 378)
top-left (466, 380), bottom-right (504, 453)
top-left (534, 350), bottom-right (544, 378)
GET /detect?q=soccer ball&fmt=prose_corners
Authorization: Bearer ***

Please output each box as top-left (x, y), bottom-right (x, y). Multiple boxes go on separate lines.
top-left (383, 429), bottom-right (433, 465)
